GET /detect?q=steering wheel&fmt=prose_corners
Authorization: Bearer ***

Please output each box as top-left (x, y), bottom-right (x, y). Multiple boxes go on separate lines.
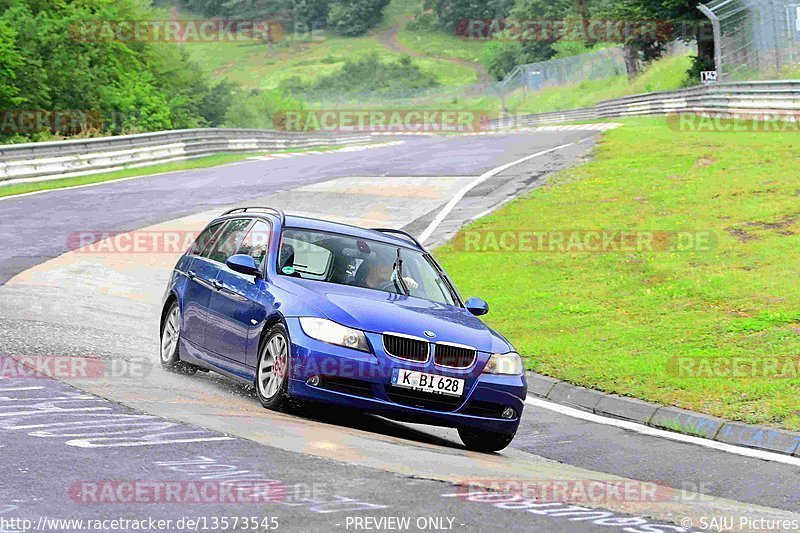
top-left (377, 279), bottom-right (403, 293)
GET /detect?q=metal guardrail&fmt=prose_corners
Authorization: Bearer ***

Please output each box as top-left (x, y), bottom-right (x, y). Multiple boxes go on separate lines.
top-left (0, 129), bottom-right (373, 183)
top-left (3, 80), bottom-right (799, 183)
top-left (488, 80), bottom-right (800, 127)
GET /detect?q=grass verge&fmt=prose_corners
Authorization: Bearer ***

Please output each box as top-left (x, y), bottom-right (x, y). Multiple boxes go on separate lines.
top-left (436, 117), bottom-right (800, 430)
top-left (0, 145), bottom-right (349, 199)
top-left (506, 53), bottom-right (693, 114)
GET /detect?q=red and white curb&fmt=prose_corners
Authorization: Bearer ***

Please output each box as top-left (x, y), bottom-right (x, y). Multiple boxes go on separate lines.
top-left (247, 140), bottom-right (405, 161)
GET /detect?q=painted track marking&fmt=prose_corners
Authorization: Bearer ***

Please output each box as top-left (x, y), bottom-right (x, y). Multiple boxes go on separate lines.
top-left (418, 142), bottom-right (575, 243)
top-left (525, 396), bottom-right (800, 467)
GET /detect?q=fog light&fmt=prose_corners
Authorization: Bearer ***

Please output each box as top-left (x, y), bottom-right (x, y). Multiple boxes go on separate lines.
top-left (501, 407), bottom-right (516, 419)
top-left (307, 375), bottom-right (320, 386)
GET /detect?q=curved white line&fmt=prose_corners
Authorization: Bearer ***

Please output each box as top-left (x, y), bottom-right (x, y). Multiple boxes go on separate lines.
top-left (418, 142), bottom-right (575, 243)
top-left (525, 396), bottom-right (800, 466)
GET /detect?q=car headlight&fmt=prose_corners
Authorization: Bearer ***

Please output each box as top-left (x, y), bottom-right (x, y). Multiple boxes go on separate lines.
top-left (299, 317), bottom-right (370, 352)
top-left (483, 352), bottom-right (524, 375)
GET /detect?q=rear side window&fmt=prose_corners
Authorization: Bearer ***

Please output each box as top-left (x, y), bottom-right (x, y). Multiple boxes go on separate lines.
top-left (236, 220), bottom-right (271, 269)
top-left (190, 221), bottom-right (224, 256)
top-left (202, 219), bottom-right (253, 264)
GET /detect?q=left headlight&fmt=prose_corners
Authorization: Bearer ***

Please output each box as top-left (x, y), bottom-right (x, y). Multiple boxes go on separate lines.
top-left (483, 352), bottom-right (524, 375)
top-left (299, 317), bottom-right (370, 352)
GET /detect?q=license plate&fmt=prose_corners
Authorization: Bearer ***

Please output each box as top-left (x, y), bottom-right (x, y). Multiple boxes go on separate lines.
top-left (391, 368), bottom-right (465, 397)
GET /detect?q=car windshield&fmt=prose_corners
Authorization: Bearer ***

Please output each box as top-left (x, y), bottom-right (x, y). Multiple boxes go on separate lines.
top-left (277, 228), bottom-right (458, 306)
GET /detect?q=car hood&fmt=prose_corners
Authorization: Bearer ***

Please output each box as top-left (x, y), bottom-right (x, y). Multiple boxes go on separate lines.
top-left (277, 278), bottom-right (512, 353)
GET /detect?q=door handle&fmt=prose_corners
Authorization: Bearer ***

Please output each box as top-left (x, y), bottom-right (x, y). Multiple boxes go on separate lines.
top-left (211, 279), bottom-right (223, 290)
top-left (187, 270), bottom-right (196, 279)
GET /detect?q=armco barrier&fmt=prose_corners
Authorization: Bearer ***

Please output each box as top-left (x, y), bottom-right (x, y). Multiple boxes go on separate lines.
top-left (0, 129), bottom-right (372, 184)
top-left (4, 80), bottom-right (800, 183)
top-left (489, 80), bottom-right (800, 128)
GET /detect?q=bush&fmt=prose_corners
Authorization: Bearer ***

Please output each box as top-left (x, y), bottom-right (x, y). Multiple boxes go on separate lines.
top-left (225, 89), bottom-right (307, 130)
top-left (406, 12), bottom-right (439, 32)
top-left (280, 53), bottom-right (440, 98)
top-left (483, 42), bottom-right (521, 81)
top-left (326, 0), bottom-right (390, 37)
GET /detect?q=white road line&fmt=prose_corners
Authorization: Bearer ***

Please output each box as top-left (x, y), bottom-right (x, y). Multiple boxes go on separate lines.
top-left (525, 396), bottom-right (800, 466)
top-left (418, 142), bottom-right (575, 243)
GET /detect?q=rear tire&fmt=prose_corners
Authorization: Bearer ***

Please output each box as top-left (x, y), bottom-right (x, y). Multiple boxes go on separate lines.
top-left (458, 427), bottom-right (515, 452)
top-left (159, 301), bottom-right (198, 375)
top-left (255, 323), bottom-right (292, 411)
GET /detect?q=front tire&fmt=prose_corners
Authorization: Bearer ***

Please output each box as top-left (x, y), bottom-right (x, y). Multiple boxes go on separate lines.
top-left (160, 301), bottom-right (197, 375)
top-left (255, 323), bottom-right (292, 411)
top-left (458, 427), bottom-right (515, 452)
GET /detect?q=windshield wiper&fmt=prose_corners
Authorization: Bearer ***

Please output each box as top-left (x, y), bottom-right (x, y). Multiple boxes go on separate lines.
top-left (392, 248), bottom-right (410, 295)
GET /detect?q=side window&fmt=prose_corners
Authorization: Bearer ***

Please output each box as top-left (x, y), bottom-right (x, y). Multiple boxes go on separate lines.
top-left (202, 219), bottom-right (252, 264)
top-left (190, 221), bottom-right (224, 256)
top-left (236, 220), bottom-right (271, 269)
top-left (294, 242), bottom-right (332, 279)
top-left (279, 230), bottom-right (333, 280)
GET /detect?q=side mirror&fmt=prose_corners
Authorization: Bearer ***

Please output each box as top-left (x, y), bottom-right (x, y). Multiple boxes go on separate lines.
top-left (465, 297), bottom-right (489, 316)
top-left (226, 254), bottom-right (262, 278)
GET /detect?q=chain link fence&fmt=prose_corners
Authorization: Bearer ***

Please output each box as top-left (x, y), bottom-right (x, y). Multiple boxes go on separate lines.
top-left (304, 42), bottom-right (692, 107)
top-left (496, 47), bottom-right (627, 96)
top-left (699, 0), bottom-right (800, 80)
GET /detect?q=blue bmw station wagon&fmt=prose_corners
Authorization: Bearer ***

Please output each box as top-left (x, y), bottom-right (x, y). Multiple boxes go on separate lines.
top-left (160, 207), bottom-right (527, 451)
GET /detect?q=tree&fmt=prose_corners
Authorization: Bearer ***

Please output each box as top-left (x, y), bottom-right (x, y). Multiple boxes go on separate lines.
top-left (598, 0), bottom-right (712, 80)
top-left (0, 0), bottom-right (237, 140)
top-left (326, 0), bottom-right (390, 36)
top-left (424, 0), bottom-right (515, 32)
top-left (0, 19), bottom-right (23, 110)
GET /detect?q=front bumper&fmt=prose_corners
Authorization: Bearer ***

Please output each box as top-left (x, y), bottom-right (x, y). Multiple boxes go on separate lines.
top-left (284, 318), bottom-right (527, 434)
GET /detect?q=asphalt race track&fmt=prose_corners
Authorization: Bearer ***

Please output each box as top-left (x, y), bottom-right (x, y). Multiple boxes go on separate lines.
top-left (1, 131), bottom-right (799, 533)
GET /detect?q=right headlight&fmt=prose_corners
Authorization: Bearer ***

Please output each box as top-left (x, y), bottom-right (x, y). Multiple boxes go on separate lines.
top-left (298, 317), bottom-right (370, 352)
top-left (483, 352), bottom-right (524, 375)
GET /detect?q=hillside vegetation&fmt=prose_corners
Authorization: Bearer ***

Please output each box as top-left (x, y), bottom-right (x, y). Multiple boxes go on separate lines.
top-left (0, 0), bottom-right (705, 140)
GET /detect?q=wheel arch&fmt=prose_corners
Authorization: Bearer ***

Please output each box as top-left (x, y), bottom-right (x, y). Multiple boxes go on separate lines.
top-left (257, 312), bottom-right (288, 352)
top-left (160, 292), bottom-right (179, 334)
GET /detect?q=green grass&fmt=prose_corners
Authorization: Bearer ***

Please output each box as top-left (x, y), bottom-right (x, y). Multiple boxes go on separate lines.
top-left (507, 53), bottom-right (694, 114)
top-left (0, 145), bottom-right (350, 199)
top-left (179, 0), bottom-right (480, 94)
top-left (396, 29), bottom-right (487, 63)
top-left (184, 34), bottom-right (478, 91)
top-left (436, 117), bottom-right (800, 430)
top-left (177, 0), bottom-right (696, 114)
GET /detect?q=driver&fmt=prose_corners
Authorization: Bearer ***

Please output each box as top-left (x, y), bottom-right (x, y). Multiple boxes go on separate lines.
top-left (356, 255), bottom-right (418, 292)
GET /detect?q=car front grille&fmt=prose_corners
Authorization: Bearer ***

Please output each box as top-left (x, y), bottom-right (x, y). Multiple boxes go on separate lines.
top-left (434, 344), bottom-right (476, 369)
top-left (383, 334), bottom-right (429, 362)
top-left (384, 385), bottom-right (464, 412)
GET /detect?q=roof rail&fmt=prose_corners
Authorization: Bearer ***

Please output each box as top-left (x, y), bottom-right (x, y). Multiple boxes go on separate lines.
top-left (222, 206), bottom-right (286, 225)
top-left (371, 228), bottom-right (425, 250)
